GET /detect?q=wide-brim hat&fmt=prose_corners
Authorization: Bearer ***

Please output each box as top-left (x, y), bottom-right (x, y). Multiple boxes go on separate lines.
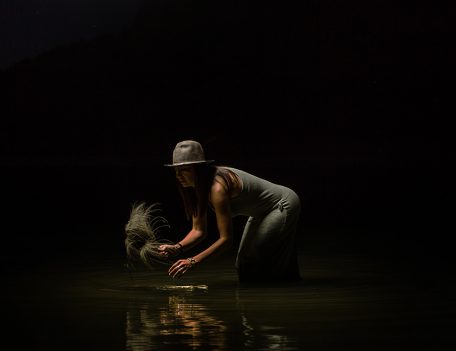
top-left (164, 140), bottom-right (215, 167)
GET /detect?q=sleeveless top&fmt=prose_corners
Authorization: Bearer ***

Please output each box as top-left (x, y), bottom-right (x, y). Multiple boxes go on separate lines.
top-left (223, 167), bottom-right (296, 218)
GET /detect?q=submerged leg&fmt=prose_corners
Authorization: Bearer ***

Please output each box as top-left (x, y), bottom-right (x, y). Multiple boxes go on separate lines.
top-left (235, 200), bottom-right (301, 282)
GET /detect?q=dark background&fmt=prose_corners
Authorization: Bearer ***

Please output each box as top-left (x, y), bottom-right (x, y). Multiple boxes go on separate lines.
top-left (1, 1), bottom-right (453, 270)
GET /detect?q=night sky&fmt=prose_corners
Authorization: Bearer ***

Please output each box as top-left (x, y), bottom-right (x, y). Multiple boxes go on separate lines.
top-left (1, 1), bottom-right (453, 267)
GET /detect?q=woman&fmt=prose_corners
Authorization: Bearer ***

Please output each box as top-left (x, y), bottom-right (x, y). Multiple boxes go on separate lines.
top-left (159, 140), bottom-right (302, 282)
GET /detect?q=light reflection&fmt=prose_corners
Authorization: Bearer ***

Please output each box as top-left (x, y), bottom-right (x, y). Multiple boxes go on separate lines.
top-left (237, 289), bottom-right (299, 351)
top-left (126, 295), bottom-right (226, 351)
top-left (240, 314), bottom-right (296, 350)
top-left (125, 285), bottom-right (299, 351)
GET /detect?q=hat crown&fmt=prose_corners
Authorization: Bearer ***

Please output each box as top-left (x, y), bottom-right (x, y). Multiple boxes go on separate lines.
top-left (173, 140), bottom-right (206, 164)
top-left (164, 140), bottom-right (214, 167)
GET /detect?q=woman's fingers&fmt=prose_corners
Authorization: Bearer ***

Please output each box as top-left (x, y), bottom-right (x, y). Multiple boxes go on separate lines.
top-left (168, 261), bottom-right (178, 275)
top-left (169, 260), bottom-right (187, 278)
top-left (158, 244), bottom-right (177, 258)
top-left (159, 247), bottom-right (169, 257)
top-left (159, 244), bottom-right (180, 257)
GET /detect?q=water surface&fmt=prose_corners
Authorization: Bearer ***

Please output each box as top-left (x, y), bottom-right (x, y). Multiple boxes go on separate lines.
top-left (3, 233), bottom-right (454, 350)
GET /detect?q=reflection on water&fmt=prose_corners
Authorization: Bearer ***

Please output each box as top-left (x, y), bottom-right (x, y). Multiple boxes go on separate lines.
top-left (122, 266), bottom-right (302, 351)
top-left (6, 249), bottom-right (451, 351)
top-left (126, 295), bottom-right (227, 351)
top-left (240, 314), bottom-right (296, 351)
top-left (124, 287), bottom-right (300, 351)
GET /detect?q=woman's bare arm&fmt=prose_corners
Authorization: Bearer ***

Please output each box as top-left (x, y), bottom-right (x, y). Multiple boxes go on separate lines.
top-left (191, 182), bottom-right (234, 264)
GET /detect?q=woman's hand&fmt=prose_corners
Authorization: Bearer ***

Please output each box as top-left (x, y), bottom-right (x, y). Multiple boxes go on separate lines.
top-left (168, 258), bottom-right (197, 279)
top-left (158, 243), bottom-right (182, 259)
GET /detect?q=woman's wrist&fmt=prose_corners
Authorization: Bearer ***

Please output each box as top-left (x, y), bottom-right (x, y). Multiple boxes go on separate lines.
top-left (187, 257), bottom-right (197, 268)
top-left (175, 242), bottom-right (183, 254)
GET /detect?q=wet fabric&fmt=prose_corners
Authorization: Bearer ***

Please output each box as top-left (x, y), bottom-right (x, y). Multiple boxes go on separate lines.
top-left (223, 167), bottom-right (302, 281)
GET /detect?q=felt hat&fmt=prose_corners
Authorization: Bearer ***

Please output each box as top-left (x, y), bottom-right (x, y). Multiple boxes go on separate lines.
top-left (164, 140), bottom-right (214, 167)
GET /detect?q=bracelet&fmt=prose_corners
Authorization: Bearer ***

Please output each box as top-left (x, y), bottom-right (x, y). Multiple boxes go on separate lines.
top-left (186, 257), bottom-right (197, 268)
top-left (176, 243), bottom-right (183, 254)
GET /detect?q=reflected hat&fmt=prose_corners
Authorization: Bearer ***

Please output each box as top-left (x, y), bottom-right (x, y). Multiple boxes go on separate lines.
top-left (164, 140), bottom-right (215, 167)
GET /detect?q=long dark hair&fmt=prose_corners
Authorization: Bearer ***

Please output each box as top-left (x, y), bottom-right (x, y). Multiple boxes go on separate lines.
top-left (175, 165), bottom-right (237, 220)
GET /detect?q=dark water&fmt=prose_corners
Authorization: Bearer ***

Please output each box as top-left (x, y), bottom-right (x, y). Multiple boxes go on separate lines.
top-left (3, 231), bottom-right (454, 351)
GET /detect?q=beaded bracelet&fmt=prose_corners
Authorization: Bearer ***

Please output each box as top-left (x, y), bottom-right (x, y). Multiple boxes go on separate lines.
top-left (176, 242), bottom-right (183, 254)
top-left (186, 257), bottom-right (197, 267)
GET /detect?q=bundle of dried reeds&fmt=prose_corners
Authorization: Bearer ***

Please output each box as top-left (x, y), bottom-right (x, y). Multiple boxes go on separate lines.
top-left (125, 202), bottom-right (174, 268)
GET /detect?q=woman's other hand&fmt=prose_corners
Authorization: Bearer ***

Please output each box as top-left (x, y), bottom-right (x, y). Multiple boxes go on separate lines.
top-left (158, 243), bottom-right (182, 259)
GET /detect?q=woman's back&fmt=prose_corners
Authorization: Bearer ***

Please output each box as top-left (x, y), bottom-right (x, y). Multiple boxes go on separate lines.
top-left (223, 167), bottom-right (299, 218)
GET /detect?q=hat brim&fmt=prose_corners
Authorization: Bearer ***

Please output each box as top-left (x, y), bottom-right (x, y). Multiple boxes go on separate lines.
top-left (164, 160), bottom-right (215, 167)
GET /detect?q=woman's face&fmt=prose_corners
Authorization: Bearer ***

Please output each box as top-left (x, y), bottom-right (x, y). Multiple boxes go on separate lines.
top-left (174, 165), bottom-right (195, 187)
